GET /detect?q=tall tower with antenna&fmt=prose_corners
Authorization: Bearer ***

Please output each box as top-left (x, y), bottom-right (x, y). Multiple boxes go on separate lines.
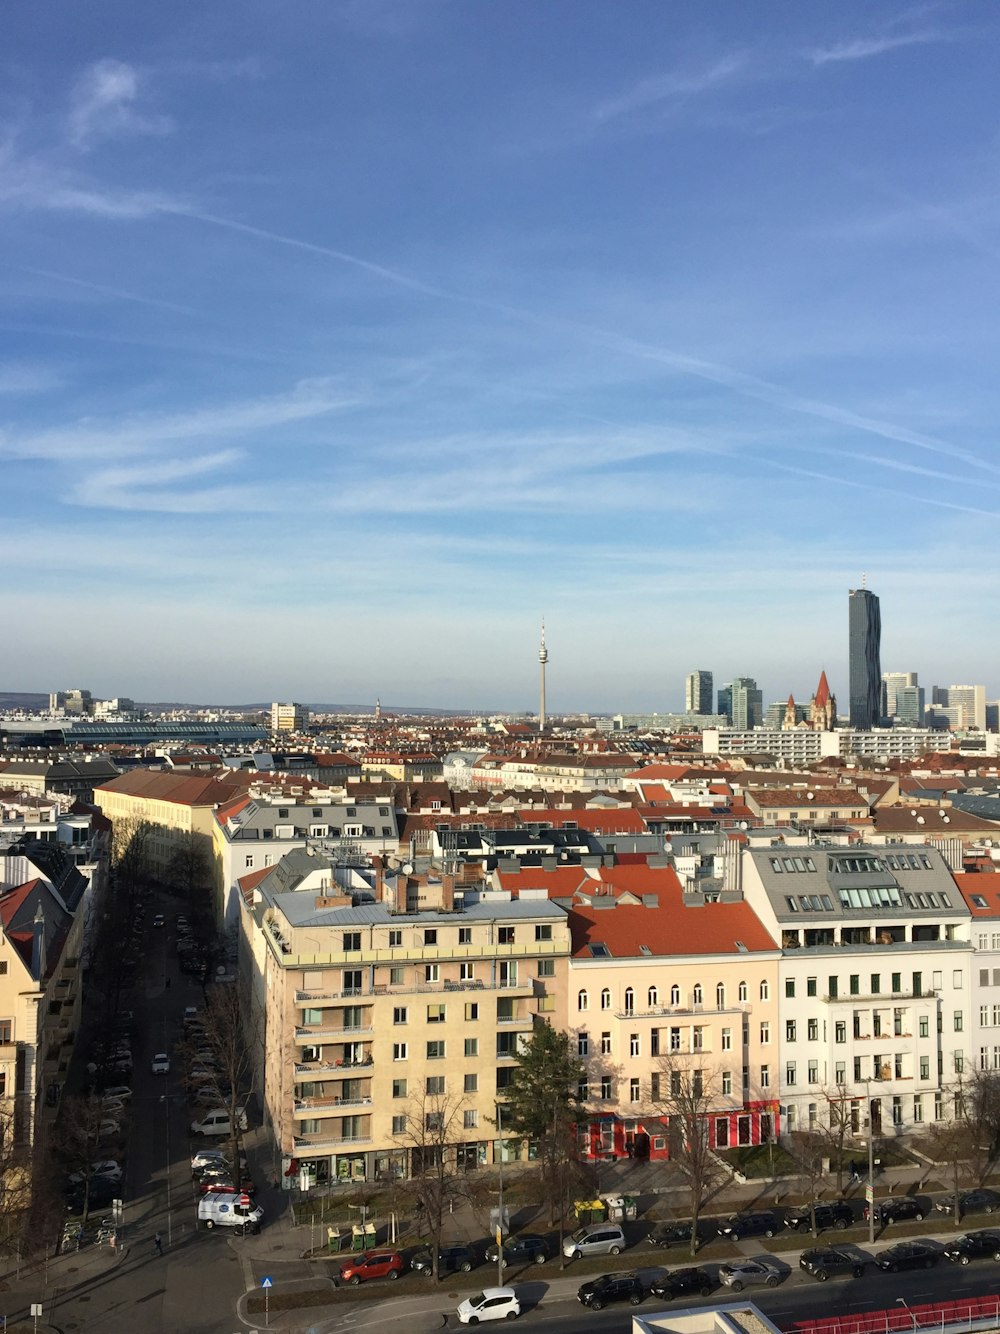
top-left (538, 621), bottom-right (548, 732)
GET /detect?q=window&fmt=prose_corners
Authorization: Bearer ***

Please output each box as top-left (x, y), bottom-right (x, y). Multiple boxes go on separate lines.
top-left (807, 977), bottom-right (817, 997)
top-left (425, 1111), bottom-right (443, 1133)
top-left (670, 1071), bottom-right (682, 1096)
top-left (599, 1032), bottom-right (613, 1057)
top-left (671, 984), bottom-right (682, 1005)
top-left (465, 1038), bottom-right (478, 1057)
top-left (630, 1033), bottom-right (640, 1057)
top-left (465, 1002), bottom-right (479, 1021)
top-left (535, 924), bottom-right (552, 941)
top-left (670, 1026), bottom-right (681, 1051)
top-left (760, 980), bottom-right (769, 1001)
top-left (716, 983), bottom-right (726, 1008)
top-left (537, 959), bottom-right (555, 977)
top-left (393, 1007), bottom-right (408, 1025)
top-left (722, 1027), bottom-right (732, 1051)
top-left (426, 1075), bottom-right (445, 1095)
top-left (913, 1094), bottom-right (923, 1123)
top-left (786, 1020), bottom-right (797, 1042)
top-left (693, 1070), bottom-right (704, 1098)
top-left (343, 932), bottom-right (361, 952)
top-left (463, 1109), bottom-right (479, 1129)
top-left (808, 1060), bottom-right (818, 1084)
top-left (954, 1051), bottom-right (965, 1074)
top-left (392, 1114), bottom-right (407, 1134)
top-left (835, 1061), bottom-right (845, 1085)
top-left (392, 1043), bottom-right (407, 1061)
top-left (460, 962), bottom-right (475, 981)
top-left (920, 1056), bottom-right (930, 1080)
top-left (955, 1011), bottom-right (964, 1032)
top-left (786, 1062), bottom-right (796, 1086)
top-left (424, 964), bottom-right (439, 983)
top-left (343, 969), bottom-right (362, 994)
top-left (648, 985), bottom-right (658, 1008)
top-left (578, 990), bottom-right (589, 1012)
top-left (464, 1073), bottom-right (478, 1093)
top-left (650, 1073), bottom-right (661, 1101)
top-left (390, 966), bottom-right (405, 985)
top-left (785, 979), bottom-right (796, 999)
top-left (807, 1018), bottom-right (818, 1041)
top-left (722, 1071), bottom-right (733, 1095)
top-left (601, 988), bottom-right (612, 1011)
top-left (578, 1032), bottom-right (589, 1057)
top-left (459, 927), bottom-right (472, 944)
top-left (849, 974), bottom-right (860, 996)
top-left (578, 1080), bottom-right (590, 1102)
top-left (388, 929), bottom-right (402, 948)
top-left (693, 1026), bottom-right (705, 1051)
top-left (891, 972), bottom-right (902, 993)
top-left (624, 987), bottom-right (634, 1015)
top-left (828, 976), bottom-right (838, 999)
top-left (424, 929), bottom-right (437, 946)
top-left (427, 1004), bottom-right (446, 1023)
top-left (392, 1078), bottom-right (407, 1097)
top-left (427, 1040), bottom-right (445, 1059)
top-left (919, 1016), bottom-right (929, 1038)
top-left (760, 1065), bottom-right (770, 1088)
top-left (871, 973), bottom-right (881, 995)
top-left (600, 1076), bottom-right (612, 1100)
top-left (693, 984), bottom-right (704, 1005)
top-left (245, 854), bottom-right (254, 869)
top-left (835, 1020), bottom-right (846, 1043)
top-left (760, 1022), bottom-right (770, 1045)
top-left (629, 1078), bottom-right (640, 1104)
top-left (498, 927), bottom-right (515, 945)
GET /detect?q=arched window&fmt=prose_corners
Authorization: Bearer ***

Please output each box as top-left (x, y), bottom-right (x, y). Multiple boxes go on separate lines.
top-left (578, 989), bottom-right (589, 1011)
top-left (738, 980), bottom-right (748, 1003)
top-left (670, 984), bottom-right (681, 1005)
top-left (648, 985), bottom-right (658, 1009)
top-left (624, 987), bottom-right (635, 1016)
top-left (760, 980), bottom-right (770, 1001)
top-left (600, 988), bottom-right (612, 1011)
top-left (693, 983), bottom-right (703, 1005)
top-left (716, 982), bottom-right (726, 1009)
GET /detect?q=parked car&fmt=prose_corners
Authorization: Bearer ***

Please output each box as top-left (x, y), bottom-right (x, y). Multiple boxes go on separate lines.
top-left (151, 1053), bottom-right (170, 1075)
top-left (101, 1085), bottom-right (132, 1101)
top-left (68, 1160), bottom-right (122, 1186)
top-left (192, 1148), bottom-right (229, 1172)
top-left (486, 1234), bottom-right (549, 1266)
top-left (784, 1202), bottom-right (854, 1234)
top-left (410, 1244), bottom-right (477, 1275)
top-left (190, 1108), bottom-right (247, 1136)
top-left (799, 1247), bottom-right (866, 1281)
top-left (717, 1211), bottom-right (779, 1241)
top-left (719, 1260), bottom-right (782, 1291)
top-left (943, 1230), bottom-right (1000, 1264)
top-left (647, 1220), bottom-right (701, 1249)
top-left (874, 1241), bottom-right (938, 1273)
top-left (457, 1287), bottom-right (521, 1325)
top-left (649, 1267), bottom-right (715, 1300)
top-left (152, 914), bottom-right (164, 927)
top-left (338, 1250), bottom-right (405, 1285)
top-left (562, 1222), bottom-right (627, 1260)
top-left (577, 1271), bottom-right (644, 1310)
top-left (864, 1197), bottom-right (924, 1225)
top-left (935, 1189), bottom-right (1000, 1216)
top-left (64, 1177), bottom-right (118, 1213)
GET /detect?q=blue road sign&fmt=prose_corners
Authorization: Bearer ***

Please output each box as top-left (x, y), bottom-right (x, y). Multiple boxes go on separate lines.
top-left (261, 1277), bottom-right (273, 1288)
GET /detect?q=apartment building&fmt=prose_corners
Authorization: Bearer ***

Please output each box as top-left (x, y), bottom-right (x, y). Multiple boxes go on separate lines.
top-left (240, 858), bottom-right (570, 1186)
top-left (565, 879), bottom-right (781, 1160)
top-left (740, 844), bottom-right (973, 1136)
top-left (956, 870), bottom-right (1000, 1078)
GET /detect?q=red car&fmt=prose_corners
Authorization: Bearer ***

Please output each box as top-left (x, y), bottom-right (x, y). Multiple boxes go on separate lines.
top-left (339, 1250), bottom-right (404, 1285)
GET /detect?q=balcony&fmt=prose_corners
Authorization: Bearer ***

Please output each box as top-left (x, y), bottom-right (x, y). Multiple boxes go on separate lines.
top-left (294, 1023), bottom-right (374, 1042)
top-left (615, 1002), bottom-right (750, 1022)
top-left (293, 1131), bottom-right (372, 1151)
top-left (496, 1014), bottom-right (533, 1025)
top-left (295, 989), bottom-right (367, 1005)
top-left (293, 1096), bottom-right (374, 1117)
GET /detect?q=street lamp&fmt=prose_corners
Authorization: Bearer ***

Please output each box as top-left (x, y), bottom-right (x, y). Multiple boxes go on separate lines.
top-left (495, 1101), bottom-right (505, 1287)
top-left (896, 1297), bottom-right (917, 1333)
top-left (864, 1082), bottom-right (876, 1246)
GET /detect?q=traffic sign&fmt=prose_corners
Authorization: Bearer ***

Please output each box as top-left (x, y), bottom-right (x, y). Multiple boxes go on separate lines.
top-left (261, 1277), bottom-right (273, 1288)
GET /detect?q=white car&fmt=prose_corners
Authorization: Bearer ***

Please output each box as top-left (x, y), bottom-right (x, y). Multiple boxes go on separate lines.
top-left (457, 1287), bottom-right (521, 1324)
top-left (102, 1085), bottom-right (132, 1101)
top-left (69, 1160), bottom-right (122, 1185)
top-left (151, 1053), bottom-right (170, 1075)
top-left (97, 1119), bottom-right (121, 1140)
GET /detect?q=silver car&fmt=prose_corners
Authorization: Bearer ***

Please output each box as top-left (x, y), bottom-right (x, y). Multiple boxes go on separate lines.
top-left (718, 1260), bottom-right (782, 1291)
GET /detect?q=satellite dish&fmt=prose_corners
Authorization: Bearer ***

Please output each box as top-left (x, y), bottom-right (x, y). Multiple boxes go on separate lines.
top-left (401, 862), bottom-right (414, 875)
top-left (917, 816), bottom-right (925, 825)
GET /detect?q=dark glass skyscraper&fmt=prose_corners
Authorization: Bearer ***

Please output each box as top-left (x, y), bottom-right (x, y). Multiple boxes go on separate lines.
top-left (849, 587), bottom-right (882, 729)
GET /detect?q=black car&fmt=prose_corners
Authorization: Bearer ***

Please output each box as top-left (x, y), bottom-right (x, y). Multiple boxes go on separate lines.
top-left (864, 1196), bottom-right (923, 1225)
top-left (717, 1210), bottom-right (779, 1241)
top-left (875, 1241), bottom-right (938, 1273)
top-left (64, 1177), bottom-right (118, 1215)
top-left (649, 1267), bottom-right (715, 1299)
top-left (410, 1244), bottom-right (477, 1275)
top-left (647, 1220), bottom-right (700, 1249)
top-left (935, 1189), bottom-right (1000, 1217)
top-left (943, 1230), bottom-right (1000, 1265)
top-left (799, 1247), bottom-right (866, 1281)
top-left (577, 1271), bottom-right (644, 1310)
top-left (485, 1234), bottom-right (549, 1266)
top-left (785, 1202), bottom-right (854, 1234)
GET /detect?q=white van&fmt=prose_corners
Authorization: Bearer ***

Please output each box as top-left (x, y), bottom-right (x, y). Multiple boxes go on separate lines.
top-left (190, 1107), bottom-right (248, 1137)
top-left (198, 1191), bottom-right (262, 1234)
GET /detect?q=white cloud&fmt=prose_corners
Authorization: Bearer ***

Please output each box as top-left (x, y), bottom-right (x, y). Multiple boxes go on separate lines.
top-left (68, 59), bottom-right (173, 148)
top-left (0, 361), bottom-right (61, 394)
top-left (593, 54), bottom-right (747, 124)
top-left (807, 29), bottom-right (946, 66)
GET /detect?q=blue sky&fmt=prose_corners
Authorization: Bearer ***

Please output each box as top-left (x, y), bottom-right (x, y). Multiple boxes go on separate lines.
top-left (3, 2), bottom-right (1000, 711)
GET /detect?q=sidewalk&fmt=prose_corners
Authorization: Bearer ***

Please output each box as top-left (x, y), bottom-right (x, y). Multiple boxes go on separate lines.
top-left (0, 1231), bottom-right (130, 1332)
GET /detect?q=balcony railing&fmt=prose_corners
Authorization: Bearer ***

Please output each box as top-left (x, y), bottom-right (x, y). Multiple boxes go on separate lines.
top-left (293, 1131), bottom-right (372, 1150)
top-left (294, 1024), bottom-right (374, 1041)
top-left (293, 1095), bottom-right (373, 1116)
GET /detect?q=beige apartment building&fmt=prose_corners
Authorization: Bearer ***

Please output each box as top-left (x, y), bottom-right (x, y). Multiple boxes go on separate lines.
top-left (240, 854), bottom-right (571, 1185)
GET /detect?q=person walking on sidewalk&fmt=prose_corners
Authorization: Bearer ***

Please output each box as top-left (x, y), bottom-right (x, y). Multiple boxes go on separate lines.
top-left (154, 1232), bottom-right (164, 1257)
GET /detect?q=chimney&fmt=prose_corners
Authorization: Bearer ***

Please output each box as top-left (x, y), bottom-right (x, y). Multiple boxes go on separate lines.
top-left (373, 854), bottom-right (385, 902)
top-left (395, 874), bottom-right (408, 914)
top-left (441, 874), bottom-right (454, 911)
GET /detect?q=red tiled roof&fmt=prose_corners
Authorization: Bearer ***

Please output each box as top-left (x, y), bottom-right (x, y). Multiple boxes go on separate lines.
top-left (95, 768), bottom-right (254, 807)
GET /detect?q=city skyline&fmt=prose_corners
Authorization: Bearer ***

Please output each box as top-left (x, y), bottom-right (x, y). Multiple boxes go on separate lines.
top-left (4, 4), bottom-right (1000, 706)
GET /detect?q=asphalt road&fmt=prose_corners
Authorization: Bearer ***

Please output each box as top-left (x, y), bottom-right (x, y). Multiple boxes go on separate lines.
top-left (55, 894), bottom-right (247, 1334)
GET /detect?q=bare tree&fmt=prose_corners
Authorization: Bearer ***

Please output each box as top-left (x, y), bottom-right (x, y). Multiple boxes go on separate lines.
top-left (812, 1088), bottom-right (854, 1195)
top-left (393, 1088), bottom-right (468, 1282)
top-left (786, 1129), bottom-right (831, 1237)
top-left (179, 985), bottom-right (259, 1176)
top-left (649, 1055), bottom-right (724, 1258)
top-left (110, 815), bottom-right (153, 909)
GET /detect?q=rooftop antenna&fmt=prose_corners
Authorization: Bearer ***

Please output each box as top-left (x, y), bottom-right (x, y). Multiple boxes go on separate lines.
top-left (861, 571), bottom-right (867, 588)
top-left (538, 620), bottom-right (548, 732)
